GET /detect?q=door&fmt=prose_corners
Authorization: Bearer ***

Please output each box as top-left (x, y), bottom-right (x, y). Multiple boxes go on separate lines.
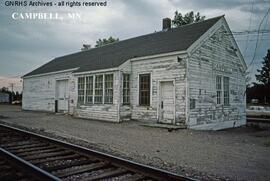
top-left (159, 81), bottom-right (175, 124)
top-left (56, 80), bottom-right (69, 112)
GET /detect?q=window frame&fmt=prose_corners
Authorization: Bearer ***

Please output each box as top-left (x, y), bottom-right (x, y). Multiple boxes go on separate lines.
top-left (85, 76), bottom-right (93, 104)
top-left (122, 73), bottom-right (130, 105)
top-left (94, 74), bottom-right (103, 104)
top-left (216, 75), bottom-right (222, 105)
top-left (77, 77), bottom-right (85, 104)
top-left (139, 73), bottom-right (151, 106)
top-left (190, 98), bottom-right (196, 109)
top-left (215, 75), bottom-right (230, 106)
top-left (223, 76), bottom-right (230, 106)
top-left (104, 74), bottom-right (114, 104)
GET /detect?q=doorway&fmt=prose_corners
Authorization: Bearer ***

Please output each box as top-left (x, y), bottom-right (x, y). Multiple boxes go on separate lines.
top-left (56, 79), bottom-right (69, 112)
top-left (159, 81), bottom-right (175, 124)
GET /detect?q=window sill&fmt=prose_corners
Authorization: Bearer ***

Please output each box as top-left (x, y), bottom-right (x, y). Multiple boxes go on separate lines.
top-left (77, 103), bottom-right (114, 107)
top-left (137, 105), bottom-right (152, 110)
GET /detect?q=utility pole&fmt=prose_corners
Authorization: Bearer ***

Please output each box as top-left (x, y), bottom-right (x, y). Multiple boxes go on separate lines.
top-left (9, 83), bottom-right (14, 102)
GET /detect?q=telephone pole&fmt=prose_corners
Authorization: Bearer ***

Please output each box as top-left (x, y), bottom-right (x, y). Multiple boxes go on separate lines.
top-left (9, 83), bottom-right (15, 102)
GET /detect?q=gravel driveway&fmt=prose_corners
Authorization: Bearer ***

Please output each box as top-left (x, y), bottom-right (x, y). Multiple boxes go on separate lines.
top-left (0, 105), bottom-right (270, 181)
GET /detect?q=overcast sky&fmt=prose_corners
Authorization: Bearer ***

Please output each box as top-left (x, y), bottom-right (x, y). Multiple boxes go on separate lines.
top-left (0, 0), bottom-right (269, 92)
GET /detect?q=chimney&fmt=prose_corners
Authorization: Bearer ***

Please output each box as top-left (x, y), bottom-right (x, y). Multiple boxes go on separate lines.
top-left (162, 18), bottom-right (171, 31)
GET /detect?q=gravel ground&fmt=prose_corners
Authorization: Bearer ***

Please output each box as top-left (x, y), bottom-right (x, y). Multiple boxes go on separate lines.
top-left (0, 105), bottom-right (270, 181)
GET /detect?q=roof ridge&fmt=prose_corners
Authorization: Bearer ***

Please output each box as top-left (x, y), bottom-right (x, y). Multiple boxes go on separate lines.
top-left (24, 15), bottom-right (224, 77)
top-left (55, 15), bottom-right (224, 60)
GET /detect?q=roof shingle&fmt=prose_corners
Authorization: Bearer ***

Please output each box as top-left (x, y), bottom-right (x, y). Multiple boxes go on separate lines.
top-left (24, 16), bottom-right (222, 77)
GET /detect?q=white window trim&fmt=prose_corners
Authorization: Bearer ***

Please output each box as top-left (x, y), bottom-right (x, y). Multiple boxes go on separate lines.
top-left (77, 73), bottom-right (115, 105)
top-left (94, 74), bottom-right (103, 104)
top-left (223, 76), bottom-right (230, 106)
top-left (137, 72), bottom-right (152, 107)
top-left (215, 75), bottom-right (230, 106)
top-left (216, 75), bottom-right (222, 105)
top-left (104, 73), bottom-right (114, 104)
top-left (92, 75), bottom-right (95, 104)
top-left (83, 76), bottom-right (87, 104)
top-left (102, 74), bottom-right (105, 104)
top-left (77, 76), bottom-right (86, 104)
top-left (85, 75), bottom-right (94, 104)
top-left (122, 73), bottom-right (130, 105)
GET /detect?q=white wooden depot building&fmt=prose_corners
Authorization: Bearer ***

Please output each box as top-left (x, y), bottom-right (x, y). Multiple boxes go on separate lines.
top-left (22, 16), bottom-right (247, 130)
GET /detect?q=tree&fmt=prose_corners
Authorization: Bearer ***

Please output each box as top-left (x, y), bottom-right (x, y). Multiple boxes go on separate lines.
top-left (172, 11), bottom-right (205, 27)
top-left (81, 44), bottom-right (91, 51)
top-left (95, 36), bottom-right (119, 48)
top-left (255, 49), bottom-right (270, 86)
top-left (0, 87), bottom-right (9, 93)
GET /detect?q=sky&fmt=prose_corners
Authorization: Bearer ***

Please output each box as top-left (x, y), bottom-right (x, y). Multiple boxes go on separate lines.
top-left (0, 0), bottom-right (269, 92)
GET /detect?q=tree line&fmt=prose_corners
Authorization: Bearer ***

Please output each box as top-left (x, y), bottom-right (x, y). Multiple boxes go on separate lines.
top-left (0, 87), bottom-right (22, 103)
top-left (247, 49), bottom-right (270, 105)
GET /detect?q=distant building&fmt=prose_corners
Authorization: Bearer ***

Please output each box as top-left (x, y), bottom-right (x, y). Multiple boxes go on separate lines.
top-left (22, 16), bottom-right (247, 130)
top-left (0, 92), bottom-right (9, 103)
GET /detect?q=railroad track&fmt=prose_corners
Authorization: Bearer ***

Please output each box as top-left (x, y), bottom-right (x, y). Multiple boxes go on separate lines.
top-left (0, 124), bottom-right (197, 181)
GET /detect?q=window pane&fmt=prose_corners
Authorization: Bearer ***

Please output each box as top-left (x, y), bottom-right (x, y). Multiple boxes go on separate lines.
top-left (86, 76), bottom-right (93, 104)
top-left (190, 99), bottom-right (196, 109)
top-left (105, 74), bottom-right (113, 104)
top-left (216, 75), bottom-right (222, 104)
top-left (217, 91), bottom-right (221, 105)
top-left (123, 74), bottom-right (130, 105)
top-left (78, 77), bottom-right (85, 104)
top-left (216, 76), bottom-right (222, 90)
top-left (94, 75), bottom-right (103, 104)
top-left (139, 74), bottom-right (150, 106)
top-left (223, 77), bottom-right (230, 106)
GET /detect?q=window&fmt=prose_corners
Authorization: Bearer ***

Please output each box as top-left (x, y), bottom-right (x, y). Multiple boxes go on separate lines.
top-left (139, 74), bottom-right (150, 106)
top-left (216, 75), bottom-right (230, 106)
top-left (78, 73), bottom-right (114, 105)
top-left (85, 76), bottom-right (93, 104)
top-left (105, 74), bottom-right (113, 104)
top-left (94, 75), bottom-right (103, 104)
top-left (216, 76), bottom-right (222, 105)
top-left (123, 74), bottom-right (130, 105)
top-left (223, 77), bottom-right (230, 106)
top-left (190, 99), bottom-right (196, 109)
top-left (78, 77), bottom-right (85, 104)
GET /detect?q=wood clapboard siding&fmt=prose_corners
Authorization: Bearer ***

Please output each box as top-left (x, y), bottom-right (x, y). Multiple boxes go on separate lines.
top-left (130, 55), bottom-right (187, 123)
top-left (75, 105), bottom-right (118, 122)
top-left (188, 25), bottom-right (246, 130)
top-left (22, 72), bottom-right (74, 112)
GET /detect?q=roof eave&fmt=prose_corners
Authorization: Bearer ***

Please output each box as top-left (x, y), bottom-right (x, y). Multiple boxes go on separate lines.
top-left (22, 67), bottom-right (79, 79)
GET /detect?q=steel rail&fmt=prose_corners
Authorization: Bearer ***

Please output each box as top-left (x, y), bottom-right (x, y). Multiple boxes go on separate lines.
top-left (0, 123), bottom-right (199, 181)
top-left (0, 147), bottom-right (61, 181)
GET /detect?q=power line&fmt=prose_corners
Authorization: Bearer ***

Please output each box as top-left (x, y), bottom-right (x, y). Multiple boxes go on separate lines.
top-left (248, 7), bottom-right (270, 70)
top-left (244, 0), bottom-right (254, 58)
top-left (232, 30), bottom-right (270, 35)
top-left (235, 38), bottom-right (270, 41)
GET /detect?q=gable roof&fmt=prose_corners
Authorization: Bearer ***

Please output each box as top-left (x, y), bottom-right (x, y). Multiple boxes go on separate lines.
top-left (24, 16), bottom-right (223, 77)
